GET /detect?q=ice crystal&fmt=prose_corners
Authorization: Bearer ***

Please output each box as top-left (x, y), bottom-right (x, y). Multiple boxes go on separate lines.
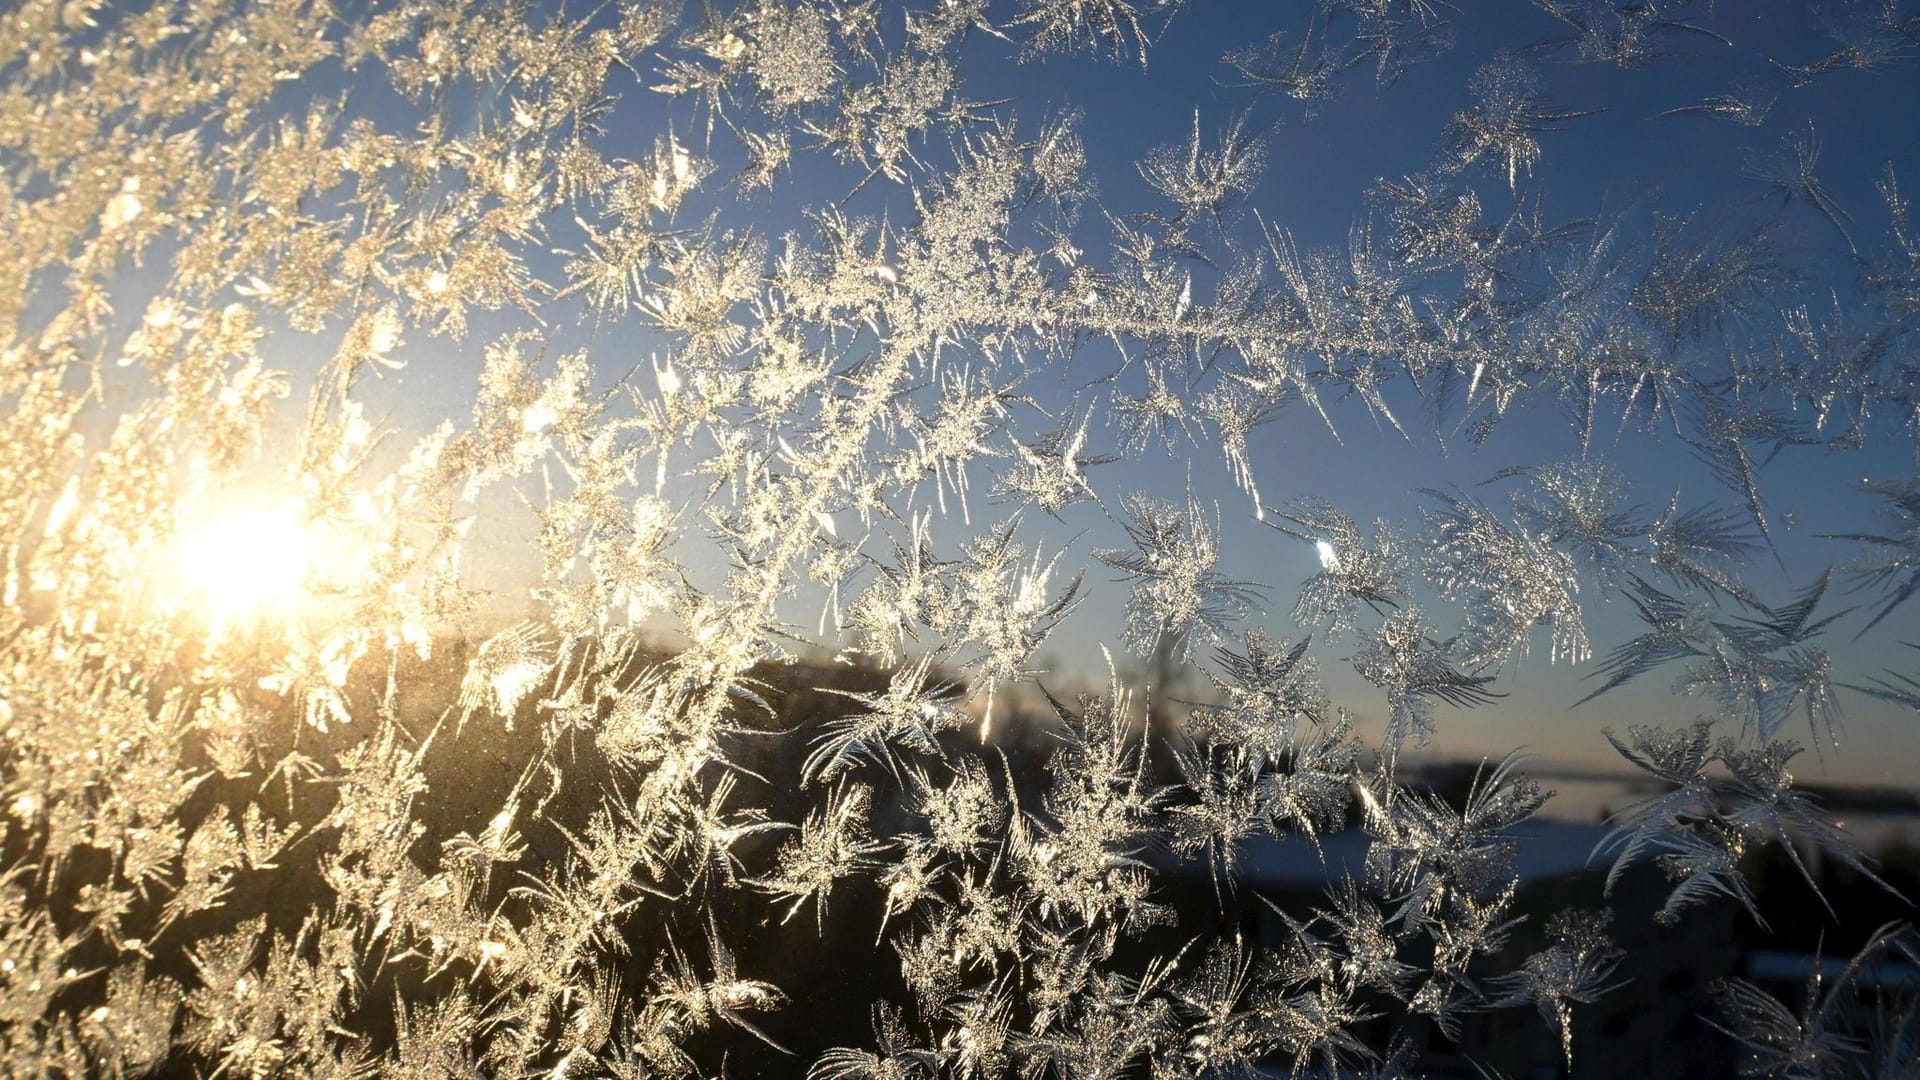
top-left (1419, 485), bottom-right (1590, 667)
top-left (1829, 474), bottom-right (1920, 637)
top-left (1187, 630), bottom-right (1330, 754)
top-left (1489, 909), bottom-right (1626, 1068)
top-left (802, 656), bottom-right (967, 784)
top-left (1439, 57), bottom-right (1597, 190)
top-left (1096, 493), bottom-right (1261, 662)
top-left (1264, 499), bottom-right (1410, 639)
top-left (1709, 923), bottom-right (1920, 1079)
top-left (1353, 607), bottom-right (1503, 761)
top-left (1361, 751), bottom-right (1548, 928)
top-left (1597, 720), bottom-right (1904, 928)
top-left (755, 784), bottom-right (887, 927)
top-left (1582, 574), bottom-right (1849, 746)
top-left (1224, 29), bottom-right (1338, 113)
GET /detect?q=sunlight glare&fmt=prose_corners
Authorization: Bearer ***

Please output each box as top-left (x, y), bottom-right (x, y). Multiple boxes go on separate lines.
top-left (1315, 539), bottom-right (1343, 572)
top-left (174, 503), bottom-right (321, 634)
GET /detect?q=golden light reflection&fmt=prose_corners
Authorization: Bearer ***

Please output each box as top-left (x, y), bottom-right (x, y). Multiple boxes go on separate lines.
top-left (171, 502), bottom-right (322, 636)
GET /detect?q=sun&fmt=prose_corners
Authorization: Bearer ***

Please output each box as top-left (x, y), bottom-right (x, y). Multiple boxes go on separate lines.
top-left (172, 502), bottom-right (323, 634)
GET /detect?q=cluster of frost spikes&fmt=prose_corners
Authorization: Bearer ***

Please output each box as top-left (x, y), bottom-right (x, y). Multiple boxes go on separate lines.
top-left (2, 0), bottom-right (1919, 1076)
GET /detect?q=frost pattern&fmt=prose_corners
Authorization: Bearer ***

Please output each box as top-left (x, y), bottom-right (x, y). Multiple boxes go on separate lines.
top-left (1, 0), bottom-right (1917, 1076)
